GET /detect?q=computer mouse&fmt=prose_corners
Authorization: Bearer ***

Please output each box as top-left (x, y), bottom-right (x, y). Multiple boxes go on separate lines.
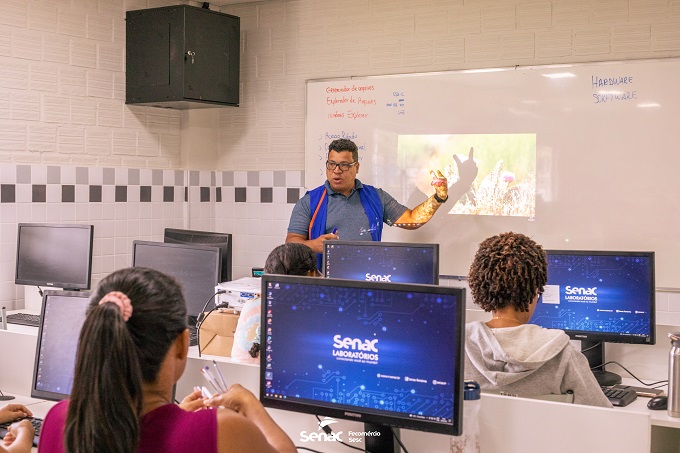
top-left (647, 395), bottom-right (668, 410)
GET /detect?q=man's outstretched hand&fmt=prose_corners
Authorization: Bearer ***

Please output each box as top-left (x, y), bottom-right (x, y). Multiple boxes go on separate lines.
top-left (430, 170), bottom-right (447, 200)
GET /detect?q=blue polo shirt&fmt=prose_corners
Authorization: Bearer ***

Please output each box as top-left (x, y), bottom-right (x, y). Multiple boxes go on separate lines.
top-left (287, 179), bottom-right (408, 241)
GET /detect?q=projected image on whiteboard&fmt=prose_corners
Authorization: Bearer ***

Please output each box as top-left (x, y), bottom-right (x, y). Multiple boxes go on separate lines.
top-left (397, 134), bottom-right (536, 218)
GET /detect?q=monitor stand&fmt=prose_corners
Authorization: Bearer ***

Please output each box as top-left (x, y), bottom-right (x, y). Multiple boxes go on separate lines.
top-left (581, 340), bottom-right (622, 386)
top-left (364, 422), bottom-right (401, 453)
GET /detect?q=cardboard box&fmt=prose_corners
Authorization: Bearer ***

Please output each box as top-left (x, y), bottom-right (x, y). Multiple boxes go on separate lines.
top-left (199, 311), bottom-right (240, 357)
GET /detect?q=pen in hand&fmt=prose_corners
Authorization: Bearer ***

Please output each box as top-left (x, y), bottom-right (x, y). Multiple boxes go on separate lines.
top-left (212, 360), bottom-right (228, 391)
top-left (201, 366), bottom-right (225, 394)
top-left (331, 227), bottom-right (338, 235)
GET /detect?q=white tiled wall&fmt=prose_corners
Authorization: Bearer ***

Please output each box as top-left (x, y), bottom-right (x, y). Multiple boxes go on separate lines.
top-left (0, 0), bottom-right (679, 321)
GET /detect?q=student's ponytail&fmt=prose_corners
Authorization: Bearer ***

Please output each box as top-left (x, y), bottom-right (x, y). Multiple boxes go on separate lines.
top-left (65, 302), bottom-right (143, 453)
top-left (64, 267), bottom-right (187, 453)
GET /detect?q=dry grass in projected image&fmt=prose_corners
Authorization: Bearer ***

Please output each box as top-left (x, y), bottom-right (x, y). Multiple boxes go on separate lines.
top-left (398, 134), bottom-right (537, 218)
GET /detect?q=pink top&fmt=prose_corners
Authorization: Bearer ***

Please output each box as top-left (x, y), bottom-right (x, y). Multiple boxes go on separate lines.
top-left (38, 400), bottom-right (218, 453)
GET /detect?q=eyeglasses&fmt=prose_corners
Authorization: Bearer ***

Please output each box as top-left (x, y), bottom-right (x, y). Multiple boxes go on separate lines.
top-left (326, 161), bottom-right (357, 172)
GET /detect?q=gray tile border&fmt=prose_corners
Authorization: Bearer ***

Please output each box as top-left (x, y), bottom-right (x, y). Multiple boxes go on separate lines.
top-left (103, 167), bottom-right (115, 185)
top-left (128, 168), bottom-right (140, 185)
top-left (76, 167), bottom-right (88, 185)
top-left (152, 169), bottom-right (163, 186)
top-left (222, 171), bottom-right (234, 186)
top-left (0, 164), bottom-right (308, 206)
top-left (17, 165), bottom-right (31, 184)
top-left (247, 171), bottom-right (259, 186)
top-left (273, 171), bottom-right (286, 187)
top-left (47, 166), bottom-right (61, 184)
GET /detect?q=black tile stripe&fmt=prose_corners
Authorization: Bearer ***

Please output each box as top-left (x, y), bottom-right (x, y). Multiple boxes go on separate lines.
top-left (115, 186), bottom-right (127, 202)
top-left (200, 187), bottom-right (210, 202)
top-left (163, 186), bottom-right (174, 202)
top-left (90, 185), bottom-right (102, 202)
top-left (1, 184), bottom-right (15, 203)
top-left (287, 188), bottom-right (300, 204)
top-left (0, 166), bottom-right (303, 204)
top-left (140, 186), bottom-right (151, 202)
top-left (261, 187), bottom-right (273, 203)
top-left (62, 185), bottom-right (75, 202)
top-left (32, 185), bottom-right (46, 202)
top-left (235, 187), bottom-right (246, 203)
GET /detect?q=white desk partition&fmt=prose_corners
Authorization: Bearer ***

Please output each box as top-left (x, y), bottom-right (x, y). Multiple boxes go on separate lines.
top-left (0, 326), bottom-right (38, 396)
top-left (479, 393), bottom-right (650, 453)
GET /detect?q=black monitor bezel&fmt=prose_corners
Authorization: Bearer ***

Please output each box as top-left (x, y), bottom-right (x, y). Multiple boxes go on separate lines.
top-left (259, 274), bottom-right (465, 436)
top-left (31, 289), bottom-right (92, 401)
top-left (131, 240), bottom-right (222, 319)
top-left (163, 227), bottom-right (233, 282)
top-left (15, 223), bottom-right (94, 290)
top-left (322, 240), bottom-right (440, 285)
top-left (536, 249), bottom-right (656, 345)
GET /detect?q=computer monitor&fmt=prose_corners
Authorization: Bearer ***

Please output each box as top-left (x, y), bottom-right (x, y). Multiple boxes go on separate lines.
top-left (163, 228), bottom-right (233, 282)
top-left (131, 240), bottom-right (222, 323)
top-left (15, 223), bottom-right (94, 291)
top-left (529, 250), bottom-right (655, 386)
top-left (261, 275), bottom-right (466, 450)
top-left (31, 290), bottom-right (91, 401)
top-left (323, 240), bottom-right (440, 285)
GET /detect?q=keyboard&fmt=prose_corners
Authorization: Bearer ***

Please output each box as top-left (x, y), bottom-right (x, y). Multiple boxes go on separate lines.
top-left (602, 386), bottom-right (638, 407)
top-left (4, 312), bottom-right (41, 327)
top-left (0, 416), bottom-right (42, 447)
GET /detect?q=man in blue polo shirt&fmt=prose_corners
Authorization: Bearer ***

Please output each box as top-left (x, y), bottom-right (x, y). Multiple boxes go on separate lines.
top-left (286, 138), bottom-right (477, 266)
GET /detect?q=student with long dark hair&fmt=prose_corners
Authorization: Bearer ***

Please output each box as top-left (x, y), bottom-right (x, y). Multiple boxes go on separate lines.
top-left (38, 267), bottom-right (296, 453)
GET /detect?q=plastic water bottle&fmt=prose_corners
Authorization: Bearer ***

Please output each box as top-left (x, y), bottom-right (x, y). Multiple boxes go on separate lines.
top-left (668, 332), bottom-right (680, 417)
top-left (450, 380), bottom-right (481, 453)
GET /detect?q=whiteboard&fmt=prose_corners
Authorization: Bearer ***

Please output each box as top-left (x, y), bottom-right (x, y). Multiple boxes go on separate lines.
top-left (305, 58), bottom-right (680, 288)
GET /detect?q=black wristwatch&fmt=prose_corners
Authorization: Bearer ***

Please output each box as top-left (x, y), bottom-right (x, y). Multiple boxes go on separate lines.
top-left (433, 192), bottom-right (448, 203)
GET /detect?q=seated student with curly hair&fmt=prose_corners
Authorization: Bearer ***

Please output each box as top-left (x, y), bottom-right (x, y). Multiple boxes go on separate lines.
top-left (465, 232), bottom-right (612, 407)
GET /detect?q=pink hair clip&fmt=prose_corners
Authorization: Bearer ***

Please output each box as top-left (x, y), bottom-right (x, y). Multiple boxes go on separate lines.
top-left (98, 291), bottom-right (133, 322)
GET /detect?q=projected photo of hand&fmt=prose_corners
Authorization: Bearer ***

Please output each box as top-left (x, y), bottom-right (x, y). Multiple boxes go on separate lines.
top-left (399, 134), bottom-right (536, 218)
